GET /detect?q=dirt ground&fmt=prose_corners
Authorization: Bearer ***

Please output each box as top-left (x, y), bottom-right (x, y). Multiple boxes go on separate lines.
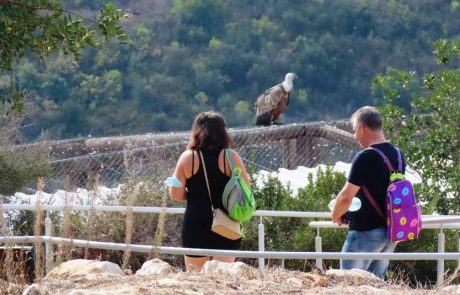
top-left (4, 266), bottom-right (458, 295)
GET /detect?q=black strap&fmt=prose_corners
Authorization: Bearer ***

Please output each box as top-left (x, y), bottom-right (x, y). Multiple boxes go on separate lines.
top-left (362, 186), bottom-right (385, 221)
top-left (223, 149), bottom-right (226, 175)
top-left (191, 150), bottom-right (195, 176)
top-left (369, 146), bottom-right (403, 173)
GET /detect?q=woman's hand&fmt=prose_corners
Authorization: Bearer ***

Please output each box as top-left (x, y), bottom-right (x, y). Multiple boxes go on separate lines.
top-left (169, 151), bottom-right (190, 201)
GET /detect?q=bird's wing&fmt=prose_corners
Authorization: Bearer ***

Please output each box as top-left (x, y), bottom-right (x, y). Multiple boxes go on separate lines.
top-left (255, 84), bottom-right (286, 115)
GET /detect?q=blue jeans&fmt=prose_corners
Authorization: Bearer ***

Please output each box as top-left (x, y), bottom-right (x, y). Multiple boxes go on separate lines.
top-left (340, 226), bottom-right (397, 279)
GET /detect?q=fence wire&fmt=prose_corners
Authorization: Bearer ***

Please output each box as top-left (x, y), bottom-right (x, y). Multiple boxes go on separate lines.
top-left (17, 120), bottom-right (359, 193)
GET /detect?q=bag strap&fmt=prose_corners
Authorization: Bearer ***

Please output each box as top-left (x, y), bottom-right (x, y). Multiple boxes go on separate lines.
top-left (395, 147), bottom-right (403, 172)
top-left (362, 186), bottom-right (385, 221)
top-left (369, 146), bottom-right (402, 173)
top-left (225, 149), bottom-right (236, 171)
top-left (199, 151), bottom-right (215, 212)
top-left (362, 145), bottom-right (402, 222)
top-left (225, 149), bottom-right (244, 179)
top-left (368, 146), bottom-right (394, 173)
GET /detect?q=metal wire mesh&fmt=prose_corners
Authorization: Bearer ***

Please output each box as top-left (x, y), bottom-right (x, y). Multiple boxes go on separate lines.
top-left (19, 120), bottom-right (359, 193)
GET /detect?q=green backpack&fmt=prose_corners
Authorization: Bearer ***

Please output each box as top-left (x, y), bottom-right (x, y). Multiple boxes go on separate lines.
top-left (222, 149), bottom-right (256, 222)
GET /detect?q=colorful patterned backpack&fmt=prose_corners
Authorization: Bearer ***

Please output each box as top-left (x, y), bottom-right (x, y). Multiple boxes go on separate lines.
top-left (362, 146), bottom-right (422, 242)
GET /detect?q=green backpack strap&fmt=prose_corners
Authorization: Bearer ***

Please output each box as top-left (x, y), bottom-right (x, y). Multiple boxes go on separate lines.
top-left (224, 149), bottom-right (243, 180)
top-left (224, 149), bottom-right (253, 205)
top-left (223, 149), bottom-right (241, 211)
top-left (225, 148), bottom-right (236, 171)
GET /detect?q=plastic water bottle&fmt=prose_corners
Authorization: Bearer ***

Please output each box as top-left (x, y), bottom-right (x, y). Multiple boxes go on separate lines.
top-left (328, 197), bottom-right (361, 212)
top-left (349, 197), bottom-right (362, 211)
top-left (164, 176), bottom-right (183, 188)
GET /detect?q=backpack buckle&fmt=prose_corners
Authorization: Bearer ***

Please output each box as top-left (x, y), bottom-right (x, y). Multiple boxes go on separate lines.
top-left (232, 167), bottom-right (242, 177)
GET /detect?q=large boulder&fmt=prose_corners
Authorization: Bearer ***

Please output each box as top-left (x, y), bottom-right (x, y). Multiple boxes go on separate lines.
top-left (135, 258), bottom-right (177, 277)
top-left (46, 259), bottom-right (124, 280)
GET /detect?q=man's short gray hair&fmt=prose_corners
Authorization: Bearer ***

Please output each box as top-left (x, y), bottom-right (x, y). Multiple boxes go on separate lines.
top-left (351, 106), bottom-right (382, 131)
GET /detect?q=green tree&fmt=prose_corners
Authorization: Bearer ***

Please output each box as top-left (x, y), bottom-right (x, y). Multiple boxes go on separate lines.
top-left (374, 39), bottom-right (460, 215)
top-left (0, 0), bottom-right (127, 112)
top-left (174, 0), bottom-right (226, 45)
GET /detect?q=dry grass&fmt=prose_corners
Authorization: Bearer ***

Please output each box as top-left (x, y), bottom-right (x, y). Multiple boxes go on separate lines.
top-left (7, 264), bottom-right (456, 295)
top-left (150, 189), bottom-right (168, 260)
top-left (83, 175), bottom-right (100, 260)
top-left (0, 195), bottom-right (15, 283)
top-left (55, 175), bottom-right (75, 267)
top-left (122, 180), bottom-right (139, 270)
top-left (34, 177), bottom-right (45, 280)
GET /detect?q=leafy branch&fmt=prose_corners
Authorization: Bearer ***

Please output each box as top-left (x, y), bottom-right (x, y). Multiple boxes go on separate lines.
top-left (0, 0), bottom-right (128, 112)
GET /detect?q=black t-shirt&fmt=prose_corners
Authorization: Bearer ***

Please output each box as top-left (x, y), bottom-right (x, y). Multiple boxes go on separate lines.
top-left (345, 142), bottom-right (406, 231)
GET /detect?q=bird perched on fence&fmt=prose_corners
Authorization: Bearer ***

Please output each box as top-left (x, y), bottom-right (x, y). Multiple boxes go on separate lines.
top-left (254, 73), bottom-right (297, 126)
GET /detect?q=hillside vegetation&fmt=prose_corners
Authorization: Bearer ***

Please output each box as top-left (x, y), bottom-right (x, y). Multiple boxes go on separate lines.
top-left (1, 0), bottom-right (459, 140)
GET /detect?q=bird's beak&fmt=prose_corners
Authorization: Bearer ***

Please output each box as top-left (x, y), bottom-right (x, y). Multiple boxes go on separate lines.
top-left (294, 74), bottom-right (298, 79)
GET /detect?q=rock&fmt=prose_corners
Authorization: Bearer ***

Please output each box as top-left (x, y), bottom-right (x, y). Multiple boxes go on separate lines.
top-left (326, 269), bottom-right (388, 288)
top-left (286, 277), bottom-right (303, 288)
top-left (441, 285), bottom-right (460, 294)
top-left (22, 284), bottom-right (39, 295)
top-left (157, 278), bottom-right (181, 287)
top-left (46, 259), bottom-right (124, 280)
top-left (67, 287), bottom-right (137, 295)
top-left (135, 259), bottom-right (177, 277)
top-left (202, 260), bottom-right (256, 279)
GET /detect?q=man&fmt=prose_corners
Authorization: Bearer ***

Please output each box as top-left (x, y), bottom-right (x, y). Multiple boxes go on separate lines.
top-left (332, 106), bottom-right (405, 279)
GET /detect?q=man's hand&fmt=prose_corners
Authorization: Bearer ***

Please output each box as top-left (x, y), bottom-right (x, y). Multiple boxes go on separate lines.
top-left (331, 182), bottom-right (360, 222)
top-left (333, 215), bottom-right (349, 226)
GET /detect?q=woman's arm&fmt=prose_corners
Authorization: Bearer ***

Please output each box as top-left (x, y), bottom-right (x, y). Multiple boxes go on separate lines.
top-left (169, 150), bottom-right (190, 201)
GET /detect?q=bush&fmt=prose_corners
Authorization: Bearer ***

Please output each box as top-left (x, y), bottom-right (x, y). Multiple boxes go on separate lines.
top-left (0, 146), bottom-right (52, 196)
top-left (375, 39), bottom-right (460, 215)
top-left (242, 166), bottom-right (347, 269)
top-left (62, 170), bottom-right (184, 271)
top-left (0, 115), bottom-right (52, 196)
top-left (390, 228), bottom-right (459, 286)
top-left (243, 166), bottom-right (459, 285)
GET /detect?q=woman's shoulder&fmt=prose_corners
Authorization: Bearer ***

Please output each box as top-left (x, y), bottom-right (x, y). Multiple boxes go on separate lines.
top-left (178, 149), bottom-right (196, 163)
top-left (182, 149), bottom-right (195, 156)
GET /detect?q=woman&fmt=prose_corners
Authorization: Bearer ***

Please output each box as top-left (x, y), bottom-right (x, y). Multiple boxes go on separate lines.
top-left (169, 111), bottom-right (251, 271)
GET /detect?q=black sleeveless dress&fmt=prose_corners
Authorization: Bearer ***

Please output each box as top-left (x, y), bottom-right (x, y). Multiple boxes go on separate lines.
top-left (182, 148), bottom-right (242, 255)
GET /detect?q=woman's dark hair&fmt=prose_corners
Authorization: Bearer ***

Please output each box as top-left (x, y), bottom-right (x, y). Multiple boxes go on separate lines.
top-left (188, 111), bottom-right (233, 150)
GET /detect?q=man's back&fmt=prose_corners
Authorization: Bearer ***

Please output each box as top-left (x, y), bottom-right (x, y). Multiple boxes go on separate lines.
top-left (346, 142), bottom-right (406, 231)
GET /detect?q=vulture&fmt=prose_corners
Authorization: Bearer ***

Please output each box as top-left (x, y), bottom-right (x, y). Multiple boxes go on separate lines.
top-left (254, 73), bottom-right (297, 126)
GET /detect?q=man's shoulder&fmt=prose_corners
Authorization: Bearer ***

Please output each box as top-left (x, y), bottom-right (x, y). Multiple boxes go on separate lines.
top-left (353, 148), bottom-right (376, 161)
top-left (369, 142), bottom-right (403, 158)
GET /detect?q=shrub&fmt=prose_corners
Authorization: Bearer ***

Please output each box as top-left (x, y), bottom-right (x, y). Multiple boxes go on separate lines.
top-left (242, 166), bottom-right (347, 269)
top-left (0, 115), bottom-right (52, 195)
top-left (0, 146), bottom-right (52, 196)
top-left (243, 166), bottom-right (459, 285)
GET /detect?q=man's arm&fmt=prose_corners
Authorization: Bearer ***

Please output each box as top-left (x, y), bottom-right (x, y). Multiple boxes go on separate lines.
top-left (331, 182), bottom-right (360, 225)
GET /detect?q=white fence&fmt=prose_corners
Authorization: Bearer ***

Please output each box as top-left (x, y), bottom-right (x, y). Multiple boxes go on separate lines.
top-left (1, 204), bottom-right (460, 284)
